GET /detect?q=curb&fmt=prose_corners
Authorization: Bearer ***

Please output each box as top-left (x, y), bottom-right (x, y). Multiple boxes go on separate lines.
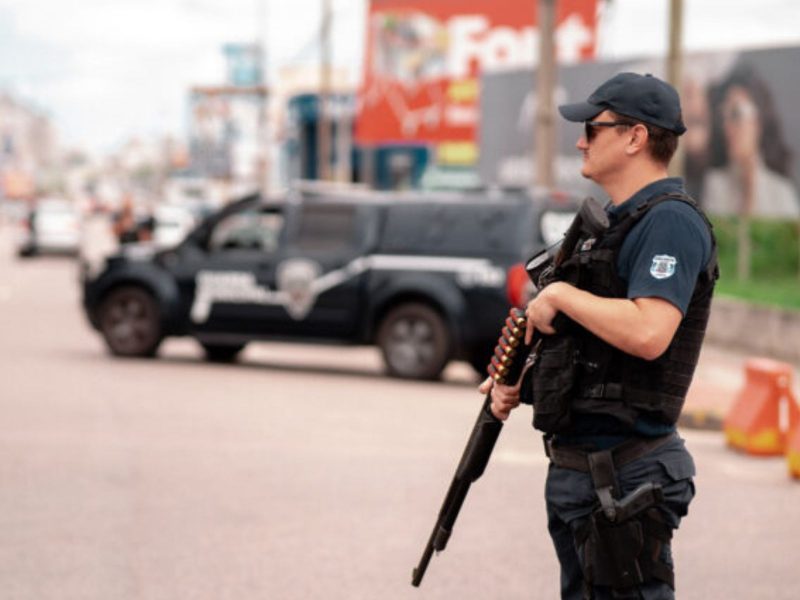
top-left (678, 410), bottom-right (724, 431)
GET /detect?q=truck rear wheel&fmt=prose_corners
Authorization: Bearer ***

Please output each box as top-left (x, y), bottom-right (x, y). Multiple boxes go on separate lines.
top-left (377, 303), bottom-right (452, 380)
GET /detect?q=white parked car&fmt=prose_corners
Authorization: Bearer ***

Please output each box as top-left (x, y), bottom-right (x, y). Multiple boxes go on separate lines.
top-left (17, 198), bottom-right (82, 257)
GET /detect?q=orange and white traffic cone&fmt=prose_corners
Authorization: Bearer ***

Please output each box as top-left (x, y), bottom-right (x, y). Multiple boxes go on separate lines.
top-left (723, 358), bottom-right (799, 456)
top-left (787, 421), bottom-right (800, 479)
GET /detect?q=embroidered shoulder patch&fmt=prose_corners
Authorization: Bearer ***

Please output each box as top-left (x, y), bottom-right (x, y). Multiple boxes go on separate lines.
top-left (650, 254), bottom-right (677, 280)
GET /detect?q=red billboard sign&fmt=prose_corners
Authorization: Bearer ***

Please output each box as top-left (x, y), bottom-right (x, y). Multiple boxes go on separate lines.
top-left (356, 0), bottom-right (599, 162)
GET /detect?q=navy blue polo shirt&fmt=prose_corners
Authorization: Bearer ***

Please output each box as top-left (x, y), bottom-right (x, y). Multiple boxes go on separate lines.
top-left (558, 177), bottom-right (713, 447)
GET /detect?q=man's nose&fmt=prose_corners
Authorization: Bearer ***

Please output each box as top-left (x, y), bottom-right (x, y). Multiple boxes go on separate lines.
top-left (576, 136), bottom-right (589, 150)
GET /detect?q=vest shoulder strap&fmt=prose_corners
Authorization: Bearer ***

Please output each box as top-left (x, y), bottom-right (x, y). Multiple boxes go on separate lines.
top-left (609, 192), bottom-right (719, 282)
top-left (615, 192), bottom-right (695, 233)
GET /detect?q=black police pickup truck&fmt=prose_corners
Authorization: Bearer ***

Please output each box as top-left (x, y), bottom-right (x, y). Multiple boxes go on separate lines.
top-left (81, 185), bottom-right (577, 379)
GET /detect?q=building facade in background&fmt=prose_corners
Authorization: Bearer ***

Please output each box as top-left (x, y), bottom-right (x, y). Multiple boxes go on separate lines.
top-left (0, 93), bottom-right (59, 200)
top-left (188, 44), bottom-right (268, 189)
top-left (274, 64), bottom-right (357, 189)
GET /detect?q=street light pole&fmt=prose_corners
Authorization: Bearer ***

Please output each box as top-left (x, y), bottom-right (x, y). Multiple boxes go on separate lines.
top-left (257, 0), bottom-right (270, 193)
top-left (535, 0), bottom-right (557, 190)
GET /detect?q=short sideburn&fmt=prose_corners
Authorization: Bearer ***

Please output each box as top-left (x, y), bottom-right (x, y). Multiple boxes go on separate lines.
top-left (646, 125), bottom-right (679, 165)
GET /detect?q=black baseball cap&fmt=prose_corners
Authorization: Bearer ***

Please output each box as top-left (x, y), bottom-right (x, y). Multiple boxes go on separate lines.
top-left (559, 72), bottom-right (686, 135)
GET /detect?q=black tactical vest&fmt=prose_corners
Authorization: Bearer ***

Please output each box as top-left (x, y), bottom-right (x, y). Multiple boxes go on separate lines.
top-left (531, 193), bottom-right (719, 432)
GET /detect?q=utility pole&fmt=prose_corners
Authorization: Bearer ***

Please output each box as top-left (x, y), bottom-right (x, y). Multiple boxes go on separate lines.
top-left (535, 0), bottom-right (557, 190)
top-left (318, 0), bottom-right (332, 181)
top-left (667, 0), bottom-right (684, 179)
top-left (336, 96), bottom-right (352, 183)
top-left (257, 0), bottom-right (270, 193)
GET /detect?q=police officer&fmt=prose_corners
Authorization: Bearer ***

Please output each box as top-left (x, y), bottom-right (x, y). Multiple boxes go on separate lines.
top-left (480, 73), bottom-right (717, 599)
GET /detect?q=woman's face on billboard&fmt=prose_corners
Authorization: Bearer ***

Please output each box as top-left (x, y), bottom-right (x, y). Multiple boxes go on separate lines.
top-left (721, 85), bottom-right (761, 165)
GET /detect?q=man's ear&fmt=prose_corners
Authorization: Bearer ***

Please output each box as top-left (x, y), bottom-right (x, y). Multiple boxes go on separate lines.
top-left (625, 124), bottom-right (649, 156)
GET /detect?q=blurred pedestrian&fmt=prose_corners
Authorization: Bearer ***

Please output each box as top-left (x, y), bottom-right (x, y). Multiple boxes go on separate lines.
top-left (112, 195), bottom-right (138, 244)
top-left (112, 194), bottom-right (155, 244)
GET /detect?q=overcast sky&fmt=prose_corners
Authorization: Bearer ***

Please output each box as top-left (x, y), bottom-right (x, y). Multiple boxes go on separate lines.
top-left (1, 0), bottom-right (799, 156)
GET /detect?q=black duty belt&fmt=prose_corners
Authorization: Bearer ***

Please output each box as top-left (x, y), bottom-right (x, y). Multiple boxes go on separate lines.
top-left (543, 432), bottom-right (675, 473)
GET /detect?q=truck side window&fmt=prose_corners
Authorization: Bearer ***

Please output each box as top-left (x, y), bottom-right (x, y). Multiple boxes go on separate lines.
top-left (208, 209), bottom-right (284, 253)
top-left (292, 205), bottom-right (357, 252)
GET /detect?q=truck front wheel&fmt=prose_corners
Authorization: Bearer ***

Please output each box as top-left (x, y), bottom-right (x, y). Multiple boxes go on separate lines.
top-left (97, 286), bottom-right (163, 357)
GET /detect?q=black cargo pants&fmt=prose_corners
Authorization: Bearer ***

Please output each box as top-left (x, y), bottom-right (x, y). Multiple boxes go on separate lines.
top-left (544, 435), bottom-right (696, 600)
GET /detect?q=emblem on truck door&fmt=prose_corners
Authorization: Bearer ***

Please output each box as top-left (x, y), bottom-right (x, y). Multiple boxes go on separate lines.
top-left (277, 258), bottom-right (322, 320)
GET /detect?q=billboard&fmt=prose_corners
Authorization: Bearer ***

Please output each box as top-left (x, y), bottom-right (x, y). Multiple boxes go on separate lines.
top-left (355, 0), bottom-right (599, 164)
top-left (479, 46), bottom-right (800, 220)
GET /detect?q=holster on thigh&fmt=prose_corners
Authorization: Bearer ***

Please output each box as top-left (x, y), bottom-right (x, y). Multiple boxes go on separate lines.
top-left (578, 506), bottom-right (674, 590)
top-left (576, 450), bottom-right (676, 593)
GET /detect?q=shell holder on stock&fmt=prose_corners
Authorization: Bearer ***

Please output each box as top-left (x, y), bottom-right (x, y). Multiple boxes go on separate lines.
top-left (500, 326), bottom-right (521, 347)
top-left (497, 337), bottom-right (517, 355)
top-left (493, 346), bottom-right (513, 366)
top-left (488, 308), bottom-right (532, 385)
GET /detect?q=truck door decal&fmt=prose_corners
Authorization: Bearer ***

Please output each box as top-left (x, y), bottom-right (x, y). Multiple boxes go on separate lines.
top-left (191, 255), bottom-right (505, 323)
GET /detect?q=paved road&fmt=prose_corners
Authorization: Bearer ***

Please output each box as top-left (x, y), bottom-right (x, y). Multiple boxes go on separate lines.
top-left (1, 225), bottom-right (798, 599)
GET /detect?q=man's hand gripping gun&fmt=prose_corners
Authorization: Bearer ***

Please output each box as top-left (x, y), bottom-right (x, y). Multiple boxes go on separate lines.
top-left (410, 197), bottom-right (610, 588)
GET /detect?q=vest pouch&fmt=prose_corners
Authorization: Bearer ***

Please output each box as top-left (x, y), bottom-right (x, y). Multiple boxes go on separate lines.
top-left (532, 335), bottom-right (576, 433)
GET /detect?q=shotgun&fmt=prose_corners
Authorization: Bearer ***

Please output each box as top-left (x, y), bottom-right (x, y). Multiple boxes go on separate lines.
top-left (410, 197), bottom-right (609, 587)
top-left (411, 307), bottom-right (534, 587)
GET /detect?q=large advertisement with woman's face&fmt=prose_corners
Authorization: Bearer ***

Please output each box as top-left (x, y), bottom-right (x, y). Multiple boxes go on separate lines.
top-left (480, 45), bottom-right (800, 221)
top-left (687, 54), bottom-right (799, 219)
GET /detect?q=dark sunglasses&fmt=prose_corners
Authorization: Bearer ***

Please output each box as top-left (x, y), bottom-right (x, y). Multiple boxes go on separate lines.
top-left (583, 120), bottom-right (634, 141)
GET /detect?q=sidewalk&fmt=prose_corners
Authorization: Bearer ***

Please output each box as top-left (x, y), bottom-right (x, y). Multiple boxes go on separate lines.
top-left (680, 343), bottom-right (800, 431)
